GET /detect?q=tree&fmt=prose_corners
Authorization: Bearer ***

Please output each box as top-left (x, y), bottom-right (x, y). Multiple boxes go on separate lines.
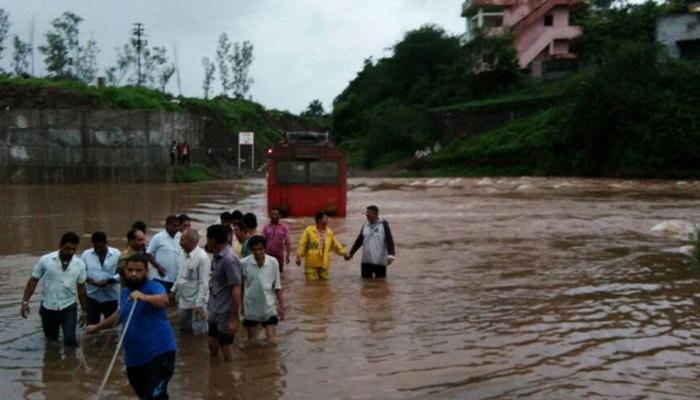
top-left (105, 25), bottom-right (174, 91)
top-left (216, 33), bottom-right (232, 95)
top-left (75, 37), bottom-right (98, 83)
top-left (571, 0), bottom-right (661, 63)
top-left (0, 9), bottom-right (10, 70)
top-left (463, 33), bottom-right (520, 97)
top-left (148, 46), bottom-right (175, 92)
top-left (202, 57), bottom-right (216, 99)
top-left (215, 34), bottom-right (255, 97)
top-left (130, 23), bottom-right (148, 86)
top-left (302, 100), bottom-right (325, 118)
top-left (40, 31), bottom-right (69, 77)
top-left (12, 35), bottom-right (31, 76)
top-left (38, 11), bottom-right (98, 83)
top-left (230, 41), bottom-right (254, 99)
top-left (105, 43), bottom-right (134, 86)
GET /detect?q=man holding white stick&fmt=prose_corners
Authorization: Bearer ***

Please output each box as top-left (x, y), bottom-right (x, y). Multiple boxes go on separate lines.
top-left (85, 254), bottom-right (176, 400)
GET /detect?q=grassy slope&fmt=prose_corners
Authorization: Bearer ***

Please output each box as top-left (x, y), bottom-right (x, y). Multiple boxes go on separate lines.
top-left (426, 108), bottom-right (563, 176)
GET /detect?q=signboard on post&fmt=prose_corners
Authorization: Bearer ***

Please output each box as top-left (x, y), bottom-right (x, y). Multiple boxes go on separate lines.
top-left (238, 132), bottom-right (255, 169)
top-left (239, 132), bottom-right (254, 145)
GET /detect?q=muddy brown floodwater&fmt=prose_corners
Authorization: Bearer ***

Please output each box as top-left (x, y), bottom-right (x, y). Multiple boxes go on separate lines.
top-left (2, 177), bottom-right (700, 399)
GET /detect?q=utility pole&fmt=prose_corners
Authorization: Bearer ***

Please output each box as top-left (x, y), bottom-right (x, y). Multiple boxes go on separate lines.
top-left (131, 22), bottom-right (147, 86)
top-left (29, 15), bottom-right (36, 75)
top-left (172, 42), bottom-right (182, 96)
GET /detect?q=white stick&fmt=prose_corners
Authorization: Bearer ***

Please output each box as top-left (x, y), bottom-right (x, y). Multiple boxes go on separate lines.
top-left (96, 299), bottom-right (138, 399)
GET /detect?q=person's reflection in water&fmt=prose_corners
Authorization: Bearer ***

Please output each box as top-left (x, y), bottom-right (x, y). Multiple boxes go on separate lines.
top-left (34, 344), bottom-right (82, 399)
top-left (297, 281), bottom-right (336, 343)
top-left (234, 343), bottom-right (288, 399)
top-left (360, 280), bottom-right (395, 340)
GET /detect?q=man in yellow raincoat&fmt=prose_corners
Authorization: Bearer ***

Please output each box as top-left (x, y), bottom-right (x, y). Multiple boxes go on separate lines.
top-left (295, 212), bottom-right (348, 280)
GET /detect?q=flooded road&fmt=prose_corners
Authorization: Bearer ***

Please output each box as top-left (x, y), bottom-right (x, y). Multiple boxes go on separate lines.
top-left (2, 177), bottom-right (700, 399)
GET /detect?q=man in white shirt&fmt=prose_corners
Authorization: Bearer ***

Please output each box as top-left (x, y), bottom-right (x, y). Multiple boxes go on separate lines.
top-left (241, 235), bottom-right (285, 344)
top-left (20, 232), bottom-right (88, 346)
top-left (146, 215), bottom-right (182, 291)
top-left (81, 231), bottom-right (121, 324)
top-left (172, 229), bottom-right (210, 335)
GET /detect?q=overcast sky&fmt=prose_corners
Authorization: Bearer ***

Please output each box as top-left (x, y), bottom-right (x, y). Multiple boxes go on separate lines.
top-left (1, 0), bottom-right (466, 113)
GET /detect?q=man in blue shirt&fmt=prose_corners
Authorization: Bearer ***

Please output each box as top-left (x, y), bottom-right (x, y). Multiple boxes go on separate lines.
top-left (20, 232), bottom-right (88, 346)
top-left (82, 231), bottom-right (121, 324)
top-left (86, 254), bottom-right (176, 399)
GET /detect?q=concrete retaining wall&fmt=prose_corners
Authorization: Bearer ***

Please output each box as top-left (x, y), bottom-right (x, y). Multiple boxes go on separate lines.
top-left (0, 109), bottom-right (204, 183)
top-left (429, 96), bottom-right (559, 143)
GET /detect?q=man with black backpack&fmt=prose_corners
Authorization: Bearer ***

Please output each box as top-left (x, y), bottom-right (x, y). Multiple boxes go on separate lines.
top-left (346, 205), bottom-right (396, 279)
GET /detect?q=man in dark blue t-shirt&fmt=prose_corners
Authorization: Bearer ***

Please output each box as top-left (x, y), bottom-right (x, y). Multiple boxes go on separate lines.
top-left (86, 254), bottom-right (176, 399)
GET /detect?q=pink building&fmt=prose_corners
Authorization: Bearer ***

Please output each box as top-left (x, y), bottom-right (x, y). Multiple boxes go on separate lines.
top-left (462, 0), bottom-right (583, 76)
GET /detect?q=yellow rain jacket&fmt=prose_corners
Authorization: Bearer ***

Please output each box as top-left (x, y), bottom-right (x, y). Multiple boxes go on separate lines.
top-left (297, 225), bottom-right (347, 269)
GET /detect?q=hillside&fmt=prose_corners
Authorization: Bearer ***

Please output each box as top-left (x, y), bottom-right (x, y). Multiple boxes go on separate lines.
top-left (0, 76), bottom-right (327, 179)
top-left (331, 1), bottom-right (700, 178)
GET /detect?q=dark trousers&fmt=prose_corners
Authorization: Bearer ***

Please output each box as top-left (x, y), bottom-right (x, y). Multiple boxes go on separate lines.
top-left (126, 351), bottom-right (176, 400)
top-left (361, 263), bottom-right (387, 279)
top-left (86, 297), bottom-right (118, 325)
top-left (39, 303), bottom-right (78, 346)
top-left (272, 255), bottom-right (284, 273)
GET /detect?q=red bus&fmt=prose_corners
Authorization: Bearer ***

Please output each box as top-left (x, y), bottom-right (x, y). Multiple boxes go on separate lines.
top-left (266, 132), bottom-right (347, 218)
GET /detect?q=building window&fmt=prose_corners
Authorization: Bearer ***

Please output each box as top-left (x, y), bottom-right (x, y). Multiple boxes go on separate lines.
top-left (482, 15), bottom-right (504, 28)
top-left (678, 39), bottom-right (700, 60)
top-left (544, 14), bottom-right (554, 26)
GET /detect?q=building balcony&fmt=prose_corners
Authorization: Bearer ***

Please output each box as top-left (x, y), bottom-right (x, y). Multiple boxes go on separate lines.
top-left (463, 0), bottom-right (515, 16)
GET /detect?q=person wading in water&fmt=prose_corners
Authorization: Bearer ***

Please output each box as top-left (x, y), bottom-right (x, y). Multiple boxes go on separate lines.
top-left (346, 205), bottom-right (396, 279)
top-left (85, 254), bottom-right (176, 400)
top-left (296, 212), bottom-right (349, 280)
top-left (20, 232), bottom-right (88, 347)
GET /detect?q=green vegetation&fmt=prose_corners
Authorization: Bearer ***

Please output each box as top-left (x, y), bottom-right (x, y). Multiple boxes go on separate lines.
top-left (173, 165), bottom-right (218, 183)
top-left (332, 25), bottom-right (527, 168)
top-left (0, 75), bottom-right (181, 110)
top-left (333, 0), bottom-right (700, 178)
top-left (430, 44), bottom-right (700, 177)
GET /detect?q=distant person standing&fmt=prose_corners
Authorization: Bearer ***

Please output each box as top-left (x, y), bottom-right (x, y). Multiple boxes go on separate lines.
top-left (296, 212), bottom-right (348, 280)
top-left (82, 231), bottom-right (121, 324)
top-left (206, 224), bottom-right (242, 362)
top-left (20, 232), bottom-right (88, 346)
top-left (85, 254), bottom-right (176, 400)
top-left (241, 236), bottom-right (285, 344)
top-left (172, 229), bottom-right (210, 335)
top-left (146, 215), bottom-right (182, 292)
top-left (182, 142), bottom-right (191, 165)
top-left (177, 142), bottom-right (184, 165)
top-left (346, 205), bottom-right (396, 279)
top-left (170, 141), bottom-right (177, 165)
top-left (262, 207), bottom-right (291, 273)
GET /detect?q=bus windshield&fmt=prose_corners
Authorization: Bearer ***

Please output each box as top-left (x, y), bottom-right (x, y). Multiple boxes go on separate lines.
top-left (276, 160), bottom-right (339, 185)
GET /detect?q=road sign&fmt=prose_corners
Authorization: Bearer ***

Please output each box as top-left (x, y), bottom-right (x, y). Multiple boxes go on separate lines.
top-left (238, 132), bottom-right (254, 169)
top-left (239, 132), bottom-right (254, 145)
